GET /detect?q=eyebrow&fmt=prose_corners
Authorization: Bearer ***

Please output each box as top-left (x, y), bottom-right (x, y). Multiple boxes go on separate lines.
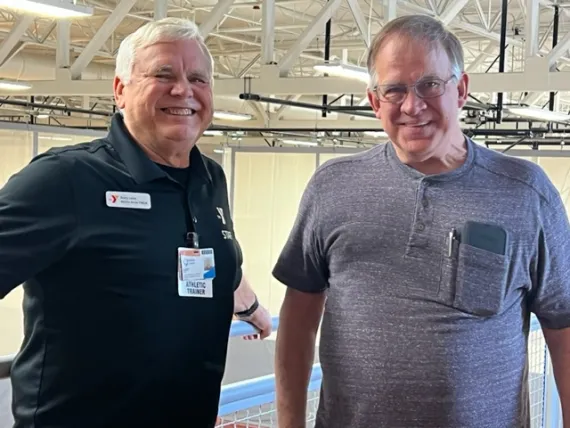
top-left (380, 73), bottom-right (441, 86)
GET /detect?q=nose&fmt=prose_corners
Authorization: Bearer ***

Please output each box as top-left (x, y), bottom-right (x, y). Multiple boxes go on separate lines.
top-left (170, 78), bottom-right (194, 97)
top-left (400, 90), bottom-right (426, 117)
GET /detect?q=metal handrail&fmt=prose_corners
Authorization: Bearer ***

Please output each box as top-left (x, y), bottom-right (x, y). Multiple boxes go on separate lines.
top-left (0, 316), bottom-right (280, 380)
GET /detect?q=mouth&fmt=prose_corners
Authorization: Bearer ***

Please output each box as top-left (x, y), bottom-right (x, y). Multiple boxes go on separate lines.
top-left (160, 107), bottom-right (197, 116)
top-left (401, 121), bottom-right (430, 128)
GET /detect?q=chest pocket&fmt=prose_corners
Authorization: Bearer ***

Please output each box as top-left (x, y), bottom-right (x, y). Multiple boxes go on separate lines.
top-left (441, 242), bottom-right (510, 316)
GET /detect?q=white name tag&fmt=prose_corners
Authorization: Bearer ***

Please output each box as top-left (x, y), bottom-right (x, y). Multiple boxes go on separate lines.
top-left (106, 191), bottom-right (151, 210)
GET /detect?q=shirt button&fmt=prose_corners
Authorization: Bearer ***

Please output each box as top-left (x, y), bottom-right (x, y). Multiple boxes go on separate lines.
top-left (417, 222), bottom-right (425, 232)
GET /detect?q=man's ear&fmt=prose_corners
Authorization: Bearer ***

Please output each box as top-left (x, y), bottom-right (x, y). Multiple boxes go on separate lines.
top-left (457, 72), bottom-right (469, 109)
top-left (113, 76), bottom-right (126, 109)
top-left (367, 89), bottom-right (382, 120)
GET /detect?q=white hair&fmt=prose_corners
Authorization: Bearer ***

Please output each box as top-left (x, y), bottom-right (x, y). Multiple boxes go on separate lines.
top-left (366, 15), bottom-right (464, 89)
top-left (115, 17), bottom-right (214, 85)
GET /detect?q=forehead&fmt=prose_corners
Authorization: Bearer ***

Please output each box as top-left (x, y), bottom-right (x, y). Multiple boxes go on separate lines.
top-left (135, 39), bottom-right (210, 73)
top-left (373, 35), bottom-right (451, 84)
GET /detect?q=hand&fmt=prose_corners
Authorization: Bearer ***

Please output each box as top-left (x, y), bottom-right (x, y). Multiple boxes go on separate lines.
top-left (240, 304), bottom-right (272, 340)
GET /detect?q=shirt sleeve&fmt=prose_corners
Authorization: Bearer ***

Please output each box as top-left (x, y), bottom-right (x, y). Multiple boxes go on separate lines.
top-left (529, 187), bottom-right (570, 329)
top-left (0, 153), bottom-right (77, 299)
top-left (272, 173), bottom-right (329, 293)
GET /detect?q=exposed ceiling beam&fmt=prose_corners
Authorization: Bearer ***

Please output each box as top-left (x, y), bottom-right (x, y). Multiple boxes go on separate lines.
top-left (70, 0), bottom-right (138, 79)
top-left (154, 0), bottom-right (168, 19)
top-left (0, 15), bottom-right (33, 67)
top-left (524, 0), bottom-right (540, 58)
top-left (278, 0), bottom-right (343, 75)
top-left (345, 0), bottom-right (370, 48)
top-left (199, 0), bottom-right (236, 37)
top-left (11, 68), bottom-right (570, 96)
top-left (261, 0), bottom-right (275, 64)
top-left (439, 0), bottom-right (470, 25)
top-left (384, 0), bottom-right (397, 20)
top-left (56, 21), bottom-right (70, 69)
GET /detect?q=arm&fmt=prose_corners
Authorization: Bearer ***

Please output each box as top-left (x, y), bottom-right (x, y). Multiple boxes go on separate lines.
top-left (275, 288), bottom-right (325, 428)
top-left (543, 327), bottom-right (570, 427)
top-left (233, 274), bottom-right (272, 339)
top-left (528, 177), bottom-right (570, 427)
top-left (0, 154), bottom-right (76, 298)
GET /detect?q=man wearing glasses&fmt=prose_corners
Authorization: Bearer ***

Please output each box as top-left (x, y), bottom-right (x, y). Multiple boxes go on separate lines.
top-left (272, 14), bottom-right (570, 428)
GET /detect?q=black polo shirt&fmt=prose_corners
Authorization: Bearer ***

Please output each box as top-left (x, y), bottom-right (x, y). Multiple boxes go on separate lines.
top-left (0, 114), bottom-right (243, 428)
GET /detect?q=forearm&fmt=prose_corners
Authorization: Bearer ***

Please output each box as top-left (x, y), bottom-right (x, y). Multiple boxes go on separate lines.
top-left (543, 327), bottom-right (570, 427)
top-left (275, 298), bottom-right (321, 427)
top-left (233, 274), bottom-right (256, 313)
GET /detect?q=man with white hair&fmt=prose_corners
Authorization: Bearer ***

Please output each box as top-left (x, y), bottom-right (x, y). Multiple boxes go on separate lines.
top-left (273, 14), bottom-right (570, 428)
top-left (0, 18), bottom-right (271, 428)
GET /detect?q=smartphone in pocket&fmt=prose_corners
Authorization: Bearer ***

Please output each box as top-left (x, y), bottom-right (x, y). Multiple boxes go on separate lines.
top-left (461, 221), bottom-right (508, 255)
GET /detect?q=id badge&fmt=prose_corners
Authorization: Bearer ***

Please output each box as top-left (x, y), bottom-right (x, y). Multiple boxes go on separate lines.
top-left (177, 247), bottom-right (216, 298)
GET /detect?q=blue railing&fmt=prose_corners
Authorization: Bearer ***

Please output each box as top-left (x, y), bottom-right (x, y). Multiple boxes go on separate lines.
top-left (0, 316), bottom-right (562, 427)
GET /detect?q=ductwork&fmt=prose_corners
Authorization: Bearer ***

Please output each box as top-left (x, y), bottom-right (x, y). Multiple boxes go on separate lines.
top-left (0, 52), bottom-right (116, 81)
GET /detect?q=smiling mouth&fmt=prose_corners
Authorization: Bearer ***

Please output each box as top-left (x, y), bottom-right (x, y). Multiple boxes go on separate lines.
top-left (401, 121), bottom-right (430, 127)
top-left (161, 107), bottom-right (197, 116)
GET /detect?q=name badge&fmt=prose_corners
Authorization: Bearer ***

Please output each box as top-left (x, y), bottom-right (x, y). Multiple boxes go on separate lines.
top-left (106, 191), bottom-right (151, 210)
top-left (178, 248), bottom-right (216, 298)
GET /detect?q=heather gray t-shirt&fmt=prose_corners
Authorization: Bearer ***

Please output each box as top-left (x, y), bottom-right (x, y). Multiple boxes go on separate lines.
top-left (272, 138), bottom-right (570, 428)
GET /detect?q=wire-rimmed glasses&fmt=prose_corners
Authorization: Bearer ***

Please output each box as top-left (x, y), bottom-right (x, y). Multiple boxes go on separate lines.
top-left (372, 76), bottom-right (456, 104)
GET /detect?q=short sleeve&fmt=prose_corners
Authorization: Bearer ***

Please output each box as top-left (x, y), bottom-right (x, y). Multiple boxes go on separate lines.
top-left (529, 188), bottom-right (570, 329)
top-left (272, 173), bottom-right (329, 293)
top-left (0, 154), bottom-right (77, 298)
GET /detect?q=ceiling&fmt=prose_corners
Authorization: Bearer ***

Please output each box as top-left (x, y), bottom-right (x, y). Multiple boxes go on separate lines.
top-left (1, 0), bottom-right (570, 150)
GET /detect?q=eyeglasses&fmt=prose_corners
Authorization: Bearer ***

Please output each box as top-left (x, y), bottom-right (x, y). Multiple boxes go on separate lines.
top-left (373, 76), bottom-right (456, 104)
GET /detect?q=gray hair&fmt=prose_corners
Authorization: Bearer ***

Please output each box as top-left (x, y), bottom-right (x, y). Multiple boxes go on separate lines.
top-left (366, 15), bottom-right (464, 89)
top-left (115, 17), bottom-right (214, 85)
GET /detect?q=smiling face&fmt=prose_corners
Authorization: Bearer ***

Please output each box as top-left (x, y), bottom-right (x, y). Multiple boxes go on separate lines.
top-left (367, 35), bottom-right (468, 168)
top-left (113, 38), bottom-right (213, 154)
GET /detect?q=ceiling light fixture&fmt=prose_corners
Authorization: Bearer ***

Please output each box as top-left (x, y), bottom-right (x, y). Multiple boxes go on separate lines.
top-left (203, 130), bottom-right (224, 136)
top-left (313, 62), bottom-right (369, 83)
top-left (0, 0), bottom-right (93, 18)
top-left (0, 80), bottom-right (32, 91)
top-left (213, 111), bottom-right (252, 121)
top-left (281, 139), bottom-right (319, 147)
top-left (508, 107), bottom-right (570, 123)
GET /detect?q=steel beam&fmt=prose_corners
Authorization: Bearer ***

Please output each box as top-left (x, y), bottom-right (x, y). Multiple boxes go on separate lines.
top-left (525, 0), bottom-right (540, 58)
top-left (56, 21), bottom-right (70, 69)
top-left (0, 15), bottom-right (33, 67)
top-left (199, 0), bottom-right (236, 37)
top-left (439, 0), bottom-right (470, 26)
top-left (154, 0), bottom-right (168, 19)
top-left (465, 43), bottom-right (496, 72)
top-left (384, 0), bottom-right (397, 21)
top-left (70, 0), bottom-right (138, 79)
top-left (278, 0), bottom-right (343, 75)
top-left (346, 0), bottom-right (370, 48)
top-left (261, 0), bottom-right (275, 63)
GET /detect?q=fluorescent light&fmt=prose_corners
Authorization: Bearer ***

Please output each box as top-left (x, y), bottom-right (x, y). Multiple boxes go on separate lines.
top-left (203, 130), bottom-right (223, 136)
top-left (364, 131), bottom-right (388, 138)
top-left (281, 139), bottom-right (318, 147)
top-left (0, 80), bottom-right (32, 91)
top-left (36, 114), bottom-right (50, 119)
top-left (313, 62), bottom-right (369, 83)
top-left (508, 107), bottom-right (570, 123)
top-left (213, 111), bottom-right (252, 121)
top-left (213, 149), bottom-right (224, 154)
top-left (0, 0), bottom-right (93, 18)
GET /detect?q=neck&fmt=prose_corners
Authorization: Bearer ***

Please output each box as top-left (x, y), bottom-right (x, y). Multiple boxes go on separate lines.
top-left (400, 131), bottom-right (468, 175)
top-left (124, 117), bottom-right (194, 168)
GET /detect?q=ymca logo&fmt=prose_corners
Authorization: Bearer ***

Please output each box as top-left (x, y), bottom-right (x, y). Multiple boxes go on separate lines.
top-left (216, 207), bottom-right (226, 225)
